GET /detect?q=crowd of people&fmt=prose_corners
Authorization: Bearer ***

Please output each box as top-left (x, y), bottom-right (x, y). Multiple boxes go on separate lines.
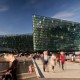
top-left (40, 51), bottom-right (66, 72)
top-left (0, 51), bottom-right (77, 80)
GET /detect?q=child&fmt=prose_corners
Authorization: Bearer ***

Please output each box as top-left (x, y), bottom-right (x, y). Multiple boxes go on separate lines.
top-left (28, 64), bottom-right (33, 73)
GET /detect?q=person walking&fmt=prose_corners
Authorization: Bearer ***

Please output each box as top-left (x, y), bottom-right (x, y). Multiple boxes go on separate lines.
top-left (60, 51), bottom-right (65, 70)
top-left (42, 51), bottom-right (49, 72)
top-left (56, 53), bottom-right (60, 67)
top-left (50, 53), bottom-right (56, 71)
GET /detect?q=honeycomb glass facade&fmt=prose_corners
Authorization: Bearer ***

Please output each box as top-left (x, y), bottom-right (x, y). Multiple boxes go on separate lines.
top-left (32, 15), bottom-right (80, 51)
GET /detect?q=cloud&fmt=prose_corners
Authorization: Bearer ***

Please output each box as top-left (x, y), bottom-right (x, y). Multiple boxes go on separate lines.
top-left (68, 3), bottom-right (80, 12)
top-left (0, 31), bottom-right (8, 35)
top-left (51, 2), bottom-right (80, 22)
top-left (0, 5), bottom-right (9, 12)
top-left (52, 12), bottom-right (74, 19)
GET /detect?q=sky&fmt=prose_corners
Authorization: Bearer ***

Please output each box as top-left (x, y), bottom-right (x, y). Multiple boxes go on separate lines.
top-left (0, 0), bottom-right (80, 35)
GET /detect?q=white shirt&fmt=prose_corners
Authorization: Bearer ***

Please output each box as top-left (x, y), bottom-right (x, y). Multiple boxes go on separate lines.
top-left (44, 55), bottom-right (49, 61)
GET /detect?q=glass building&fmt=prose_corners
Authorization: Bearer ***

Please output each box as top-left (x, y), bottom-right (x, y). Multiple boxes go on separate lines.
top-left (32, 15), bottom-right (80, 51)
top-left (0, 15), bottom-right (80, 52)
top-left (0, 34), bottom-right (33, 52)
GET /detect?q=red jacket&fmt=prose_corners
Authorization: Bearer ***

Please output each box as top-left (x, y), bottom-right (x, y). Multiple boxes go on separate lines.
top-left (60, 54), bottom-right (65, 62)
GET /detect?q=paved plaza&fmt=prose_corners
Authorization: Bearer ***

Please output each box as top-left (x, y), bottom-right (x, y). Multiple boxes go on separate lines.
top-left (35, 59), bottom-right (80, 78)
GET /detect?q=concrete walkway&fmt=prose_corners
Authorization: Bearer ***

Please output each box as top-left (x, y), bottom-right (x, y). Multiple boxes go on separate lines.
top-left (35, 59), bottom-right (80, 78)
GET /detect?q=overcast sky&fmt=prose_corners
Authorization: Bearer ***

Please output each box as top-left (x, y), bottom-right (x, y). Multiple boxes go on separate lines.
top-left (0, 0), bottom-right (80, 35)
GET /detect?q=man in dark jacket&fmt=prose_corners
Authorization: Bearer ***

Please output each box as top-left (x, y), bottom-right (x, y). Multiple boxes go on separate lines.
top-left (1, 53), bottom-right (18, 80)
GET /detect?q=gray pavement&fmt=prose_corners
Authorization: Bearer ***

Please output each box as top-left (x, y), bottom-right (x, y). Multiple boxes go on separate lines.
top-left (35, 59), bottom-right (80, 78)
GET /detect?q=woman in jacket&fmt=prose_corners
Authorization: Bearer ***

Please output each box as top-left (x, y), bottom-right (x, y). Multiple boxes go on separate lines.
top-left (60, 51), bottom-right (65, 70)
